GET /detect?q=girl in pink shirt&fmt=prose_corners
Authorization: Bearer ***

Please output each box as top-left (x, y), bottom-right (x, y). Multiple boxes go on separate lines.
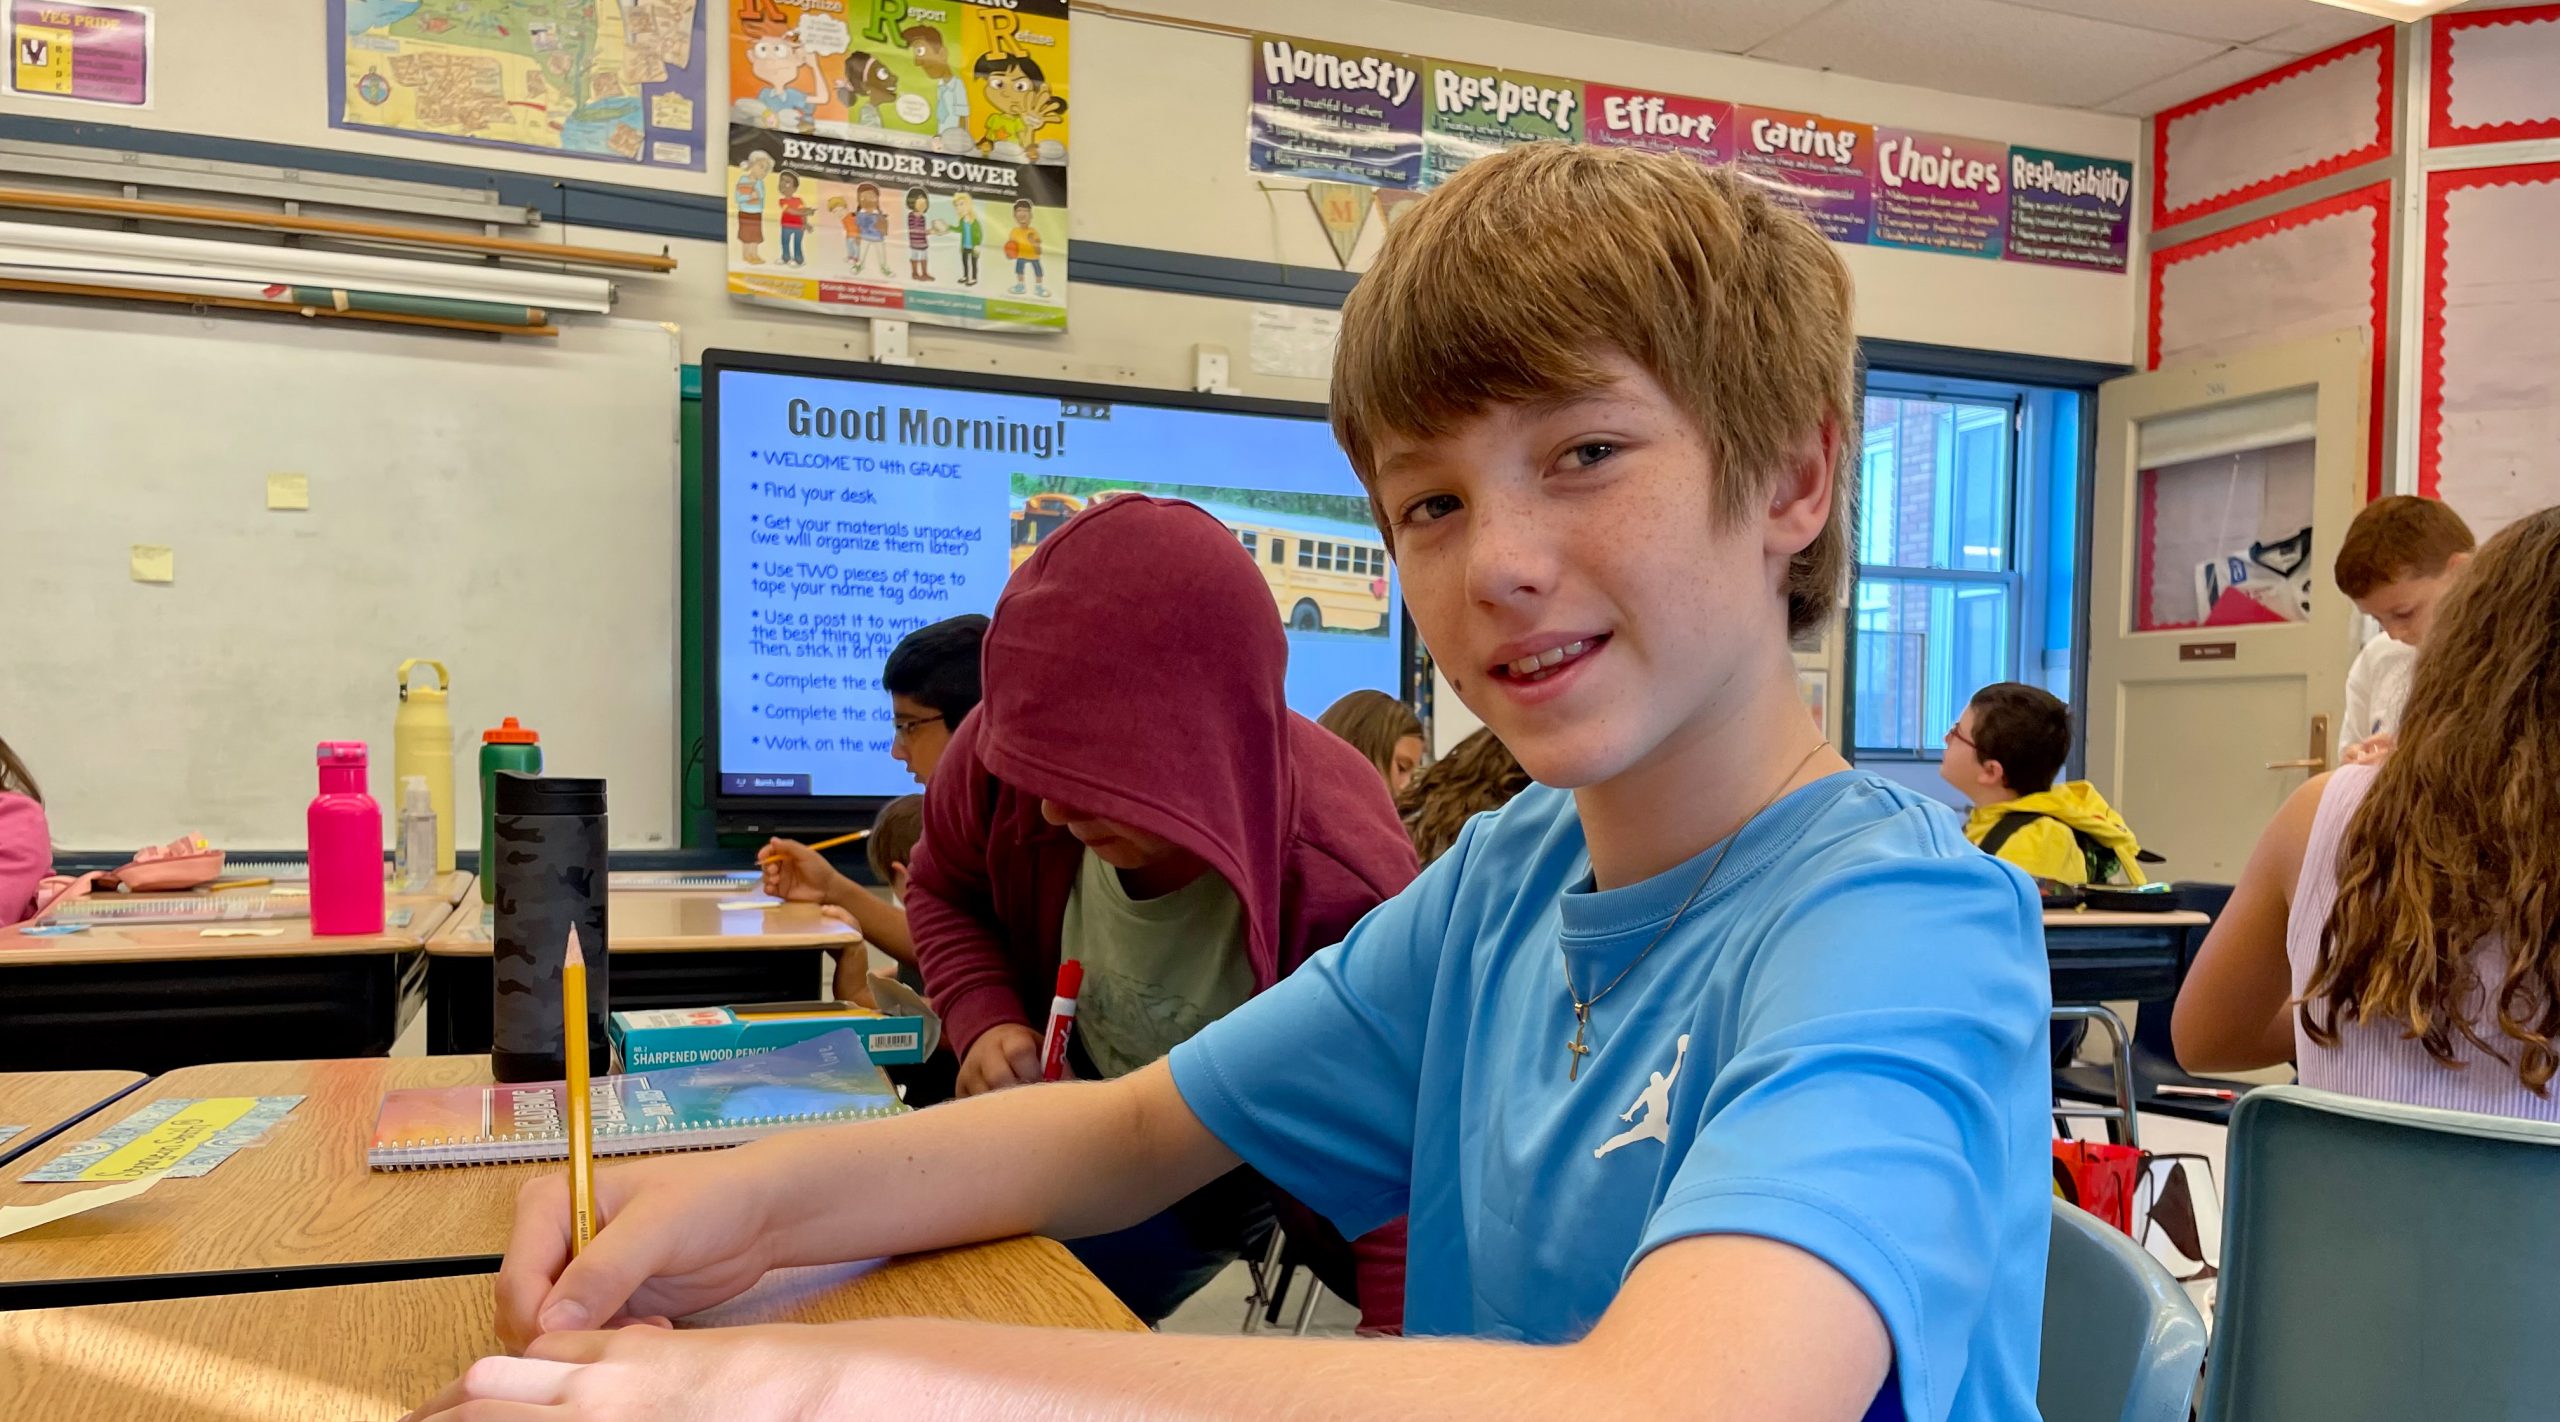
top-left (0, 736), bottom-right (51, 926)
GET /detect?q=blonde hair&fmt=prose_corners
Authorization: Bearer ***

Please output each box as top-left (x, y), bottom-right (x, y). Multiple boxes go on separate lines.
top-left (2305, 507), bottom-right (2560, 1091)
top-left (1318, 690), bottom-right (1422, 785)
top-left (1331, 143), bottom-right (1860, 639)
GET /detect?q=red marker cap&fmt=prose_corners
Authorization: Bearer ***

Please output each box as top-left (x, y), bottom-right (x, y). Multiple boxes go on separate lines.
top-left (1054, 961), bottom-right (1084, 999)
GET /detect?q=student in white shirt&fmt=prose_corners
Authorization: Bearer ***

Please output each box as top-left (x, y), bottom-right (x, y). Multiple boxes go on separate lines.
top-left (2331, 496), bottom-right (2473, 765)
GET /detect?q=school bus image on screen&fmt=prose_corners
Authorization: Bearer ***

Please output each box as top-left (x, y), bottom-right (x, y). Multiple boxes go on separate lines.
top-left (1009, 491), bottom-right (1392, 635)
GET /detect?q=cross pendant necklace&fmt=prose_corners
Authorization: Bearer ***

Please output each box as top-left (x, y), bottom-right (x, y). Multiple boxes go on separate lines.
top-left (1558, 741), bottom-right (1828, 1082)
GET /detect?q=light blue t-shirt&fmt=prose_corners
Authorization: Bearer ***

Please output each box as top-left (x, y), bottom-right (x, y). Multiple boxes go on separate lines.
top-left (936, 75), bottom-right (969, 130)
top-left (1169, 774), bottom-right (2049, 1422)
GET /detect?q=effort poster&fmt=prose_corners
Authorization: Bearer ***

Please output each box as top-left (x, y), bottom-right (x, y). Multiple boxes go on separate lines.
top-left (331, 0), bottom-right (709, 170)
top-left (725, 0), bottom-right (1070, 334)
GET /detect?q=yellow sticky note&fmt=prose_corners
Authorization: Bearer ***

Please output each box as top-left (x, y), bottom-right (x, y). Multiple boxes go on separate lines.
top-left (79, 1098), bottom-right (259, 1181)
top-left (0, 1176), bottom-right (163, 1242)
top-left (266, 473), bottom-right (310, 511)
top-left (130, 545), bottom-right (174, 584)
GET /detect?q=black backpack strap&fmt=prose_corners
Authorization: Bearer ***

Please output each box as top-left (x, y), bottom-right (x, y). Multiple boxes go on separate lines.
top-left (1977, 811), bottom-right (2047, 858)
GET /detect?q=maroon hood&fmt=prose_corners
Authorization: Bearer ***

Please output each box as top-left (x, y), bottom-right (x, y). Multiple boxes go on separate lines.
top-left (974, 495), bottom-right (1298, 977)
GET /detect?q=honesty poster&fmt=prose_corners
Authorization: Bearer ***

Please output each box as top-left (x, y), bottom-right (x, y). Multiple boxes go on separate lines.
top-left (1420, 59), bottom-right (1580, 188)
top-left (1734, 105), bottom-right (1874, 245)
top-left (726, 0), bottom-right (1070, 333)
top-left (1872, 127), bottom-right (2008, 259)
top-left (1248, 33), bottom-right (1424, 188)
top-left (2004, 146), bottom-right (2133, 272)
top-left (1583, 82), bottom-right (1732, 167)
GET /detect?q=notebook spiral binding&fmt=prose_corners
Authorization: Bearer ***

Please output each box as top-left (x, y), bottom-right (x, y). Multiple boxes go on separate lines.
top-left (368, 1102), bottom-right (904, 1170)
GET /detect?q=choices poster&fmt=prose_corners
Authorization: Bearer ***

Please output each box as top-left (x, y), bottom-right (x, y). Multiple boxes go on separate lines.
top-left (332, 0), bottom-right (706, 169)
top-left (726, 0), bottom-right (1070, 334)
top-left (1873, 128), bottom-right (2007, 260)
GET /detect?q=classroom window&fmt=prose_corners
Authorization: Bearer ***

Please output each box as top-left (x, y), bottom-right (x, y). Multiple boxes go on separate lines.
top-left (1847, 377), bottom-right (2083, 762)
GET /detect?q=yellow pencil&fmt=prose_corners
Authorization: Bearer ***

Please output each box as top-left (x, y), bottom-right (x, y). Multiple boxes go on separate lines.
top-left (563, 925), bottom-right (597, 1257)
top-left (755, 829), bottom-right (868, 865)
top-left (200, 877), bottom-right (273, 893)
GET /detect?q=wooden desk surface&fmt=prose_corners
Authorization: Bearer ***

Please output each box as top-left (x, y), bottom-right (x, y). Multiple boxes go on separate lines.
top-left (0, 1057), bottom-right (546, 1291)
top-left (0, 901), bottom-right (448, 967)
top-left (426, 890), bottom-right (859, 956)
top-left (0, 1238), bottom-right (1141, 1420)
top-left (0, 1071), bottom-right (146, 1161)
top-left (2043, 909), bottom-right (2212, 930)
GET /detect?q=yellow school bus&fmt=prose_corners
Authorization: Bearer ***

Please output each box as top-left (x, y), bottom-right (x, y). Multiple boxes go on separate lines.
top-left (1009, 493), bottom-right (1393, 635)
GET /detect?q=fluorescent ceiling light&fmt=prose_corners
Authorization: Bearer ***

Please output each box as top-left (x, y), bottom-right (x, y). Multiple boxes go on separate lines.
top-left (2305, 0), bottom-right (2466, 21)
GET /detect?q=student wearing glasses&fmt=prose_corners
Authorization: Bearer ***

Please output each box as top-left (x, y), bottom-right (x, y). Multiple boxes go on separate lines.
top-left (761, 613), bottom-right (990, 968)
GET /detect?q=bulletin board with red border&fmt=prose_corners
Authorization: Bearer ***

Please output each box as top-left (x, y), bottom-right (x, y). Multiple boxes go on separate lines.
top-left (2417, 161), bottom-right (2560, 538)
top-left (2150, 29), bottom-right (2393, 231)
top-left (2428, 2), bottom-right (2560, 148)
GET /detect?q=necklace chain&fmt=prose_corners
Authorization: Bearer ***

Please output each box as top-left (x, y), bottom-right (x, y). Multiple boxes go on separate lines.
top-left (1562, 741), bottom-right (1830, 1080)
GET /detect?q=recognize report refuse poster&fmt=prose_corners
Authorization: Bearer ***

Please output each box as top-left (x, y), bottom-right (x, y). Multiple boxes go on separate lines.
top-left (1248, 33), bottom-right (1424, 189)
top-left (1872, 127), bottom-right (2008, 259)
top-left (726, 0), bottom-right (1070, 333)
top-left (331, 0), bottom-right (709, 170)
top-left (2004, 146), bottom-right (2133, 272)
top-left (6, 0), bottom-right (151, 107)
top-left (1420, 59), bottom-right (1579, 188)
top-left (1734, 105), bottom-right (1875, 245)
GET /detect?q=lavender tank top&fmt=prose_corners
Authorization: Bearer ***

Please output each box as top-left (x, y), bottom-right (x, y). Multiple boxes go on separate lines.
top-left (2288, 763), bottom-right (2560, 1120)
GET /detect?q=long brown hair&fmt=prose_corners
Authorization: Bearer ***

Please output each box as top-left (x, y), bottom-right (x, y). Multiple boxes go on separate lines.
top-left (0, 735), bottom-right (38, 804)
top-left (1318, 690), bottom-right (1422, 785)
top-left (1397, 728), bottom-right (1532, 865)
top-left (2304, 506), bottom-right (2560, 1090)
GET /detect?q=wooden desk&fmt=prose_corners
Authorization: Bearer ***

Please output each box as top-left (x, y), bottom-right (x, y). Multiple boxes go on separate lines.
top-left (0, 1071), bottom-right (147, 1169)
top-left (0, 1238), bottom-right (1141, 1420)
top-left (0, 1057), bottom-right (547, 1310)
top-left (2043, 908), bottom-right (2213, 1005)
top-left (423, 892), bottom-right (855, 1054)
top-left (0, 891), bottom-right (451, 1075)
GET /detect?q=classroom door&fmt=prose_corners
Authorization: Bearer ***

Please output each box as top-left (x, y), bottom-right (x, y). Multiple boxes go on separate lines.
top-left (2084, 329), bottom-right (2367, 883)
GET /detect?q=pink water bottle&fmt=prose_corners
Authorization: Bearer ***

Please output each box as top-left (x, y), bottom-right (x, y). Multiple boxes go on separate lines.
top-left (309, 741), bottom-right (385, 935)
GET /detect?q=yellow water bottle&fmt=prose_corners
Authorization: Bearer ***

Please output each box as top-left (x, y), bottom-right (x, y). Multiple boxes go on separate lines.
top-left (394, 659), bottom-right (456, 873)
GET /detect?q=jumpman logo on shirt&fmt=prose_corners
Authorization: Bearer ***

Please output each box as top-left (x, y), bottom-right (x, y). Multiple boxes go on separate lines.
top-left (1593, 1034), bottom-right (1690, 1159)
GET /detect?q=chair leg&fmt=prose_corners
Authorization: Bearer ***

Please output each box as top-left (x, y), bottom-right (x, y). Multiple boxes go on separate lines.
top-left (1241, 1227), bottom-right (1288, 1334)
top-left (1291, 1271), bottom-right (1326, 1335)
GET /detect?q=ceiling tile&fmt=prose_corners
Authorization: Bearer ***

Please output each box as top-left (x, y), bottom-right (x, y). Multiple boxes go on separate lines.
top-left (1998, 0), bottom-right (2322, 45)
top-left (2250, 9), bottom-right (2392, 54)
top-left (2095, 45), bottom-right (2296, 114)
top-left (1396, 0), bottom-right (1842, 57)
top-left (1748, 0), bottom-right (2228, 108)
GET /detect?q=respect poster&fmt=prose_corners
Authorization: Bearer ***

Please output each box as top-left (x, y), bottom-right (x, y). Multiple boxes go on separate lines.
top-left (1735, 105), bottom-right (1874, 245)
top-left (1873, 128), bottom-right (2007, 259)
top-left (1248, 33), bottom-right (1424, 189)
top-left (1421, 60), bottom-right (1579, 188)
top-left (726, 0), bottom-right (1070, 333)
top-left (1583, 82), bottom-right (1732, 167)
top-left (2004, 147), bottom-right (2133, 272)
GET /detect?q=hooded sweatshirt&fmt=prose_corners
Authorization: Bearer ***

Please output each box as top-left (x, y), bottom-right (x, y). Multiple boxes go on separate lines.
top-left (908, 494), bottom-right (1419, 1327)
top-left (1963, 781), bottom-right (2147, 887)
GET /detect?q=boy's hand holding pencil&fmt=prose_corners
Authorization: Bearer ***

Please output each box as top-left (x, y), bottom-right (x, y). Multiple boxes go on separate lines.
top-left (756, 834), bottom-right (860, 903)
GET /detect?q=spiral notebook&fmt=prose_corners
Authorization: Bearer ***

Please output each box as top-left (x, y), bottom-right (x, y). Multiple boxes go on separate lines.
top-left (367, 1029), bottom-right (902, 1170)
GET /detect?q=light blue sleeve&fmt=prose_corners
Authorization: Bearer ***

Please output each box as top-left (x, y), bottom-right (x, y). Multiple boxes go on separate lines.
top-left (1167, 817), bottom-right (1479, 1239)
top-left (1638, 848), bottom-right (2047, 1422)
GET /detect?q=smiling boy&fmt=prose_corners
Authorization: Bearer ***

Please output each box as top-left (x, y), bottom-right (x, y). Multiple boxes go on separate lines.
top-left (416, 143), bottom-right (2048, 1422)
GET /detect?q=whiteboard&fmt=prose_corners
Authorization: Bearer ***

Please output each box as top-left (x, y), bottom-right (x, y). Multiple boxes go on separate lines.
top-left (0, 301), bottom-right (681, 850)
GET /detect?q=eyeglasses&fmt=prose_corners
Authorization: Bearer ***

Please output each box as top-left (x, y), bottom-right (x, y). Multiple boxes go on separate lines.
top-left (1944, 724), bottom-right (1977, 752)
top-left (891, 712), bottom-right (947, 743)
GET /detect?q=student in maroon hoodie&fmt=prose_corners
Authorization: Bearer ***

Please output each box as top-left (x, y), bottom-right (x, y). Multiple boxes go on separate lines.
top-left (907, 494), bottom-right (1417, 1329)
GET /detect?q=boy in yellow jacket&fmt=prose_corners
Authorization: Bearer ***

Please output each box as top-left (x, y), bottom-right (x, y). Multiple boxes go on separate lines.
top-left (1941, 682), bottom-right (2148, 886)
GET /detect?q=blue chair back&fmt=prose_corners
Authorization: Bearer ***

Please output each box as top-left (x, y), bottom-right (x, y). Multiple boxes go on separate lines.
top-left (2041, 1198), bottom-right (2206, 1422)
top-left (2202, 1085), bottom-right (2560, 1421)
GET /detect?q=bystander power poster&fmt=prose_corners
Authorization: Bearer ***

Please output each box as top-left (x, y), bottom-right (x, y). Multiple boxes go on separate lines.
top-left (2004, 147), bottom-right (2134, 270)
top-left (725, 0), bottom-right (1069, 333)
top-left (1873, 128), bottom-right (2007, 259)
top-left (1421, 60), bottom-right (1579, 188)
top-left (1248, 34), bottom-right (1424, 188)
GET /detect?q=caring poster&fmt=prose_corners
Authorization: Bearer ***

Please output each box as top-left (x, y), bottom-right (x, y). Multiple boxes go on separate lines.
top-left (726, 0), bottom-right (1070, 333)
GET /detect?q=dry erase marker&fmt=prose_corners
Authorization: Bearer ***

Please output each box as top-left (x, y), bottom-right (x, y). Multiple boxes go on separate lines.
top-left (1040, 960), bottom-right (1083, 1083)
top-left (563, 926), bottom-right (598, 1256)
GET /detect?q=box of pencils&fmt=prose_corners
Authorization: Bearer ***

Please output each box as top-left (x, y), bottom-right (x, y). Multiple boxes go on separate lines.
top-left (612, 986), bottom-right (935, 1070)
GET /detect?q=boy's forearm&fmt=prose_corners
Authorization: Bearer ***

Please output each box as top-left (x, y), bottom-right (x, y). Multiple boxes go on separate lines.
top-left (824, 877), bottom-right (915, 964)
top-left (750, 1065), bottom-right (1236, 1268)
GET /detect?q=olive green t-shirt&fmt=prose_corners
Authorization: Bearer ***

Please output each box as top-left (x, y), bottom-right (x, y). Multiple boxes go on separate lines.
top-left (1058, 848), bottom-right (1255, 1079)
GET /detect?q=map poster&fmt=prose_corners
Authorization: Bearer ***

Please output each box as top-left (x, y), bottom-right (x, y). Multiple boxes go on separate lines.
top-left (1583, 82), bottom-right (1731, 167)
top-left (1420, 59), bottom-right (1579, 189)
top-left (1872, 127), bottom-right (2007, 260)
top-left (1247, 33), bottom-right (1423, 190)
top-left (6, 1), bottom-right (151, 107)
top-left (2004, 146), bottom-right (2132, 272)
top-left (725, 0), bottom-right (1070, 334)
top-left (331, 0), bottom-right (710, 171)
top-left (1734, 105), bottom-right (1874, 246)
